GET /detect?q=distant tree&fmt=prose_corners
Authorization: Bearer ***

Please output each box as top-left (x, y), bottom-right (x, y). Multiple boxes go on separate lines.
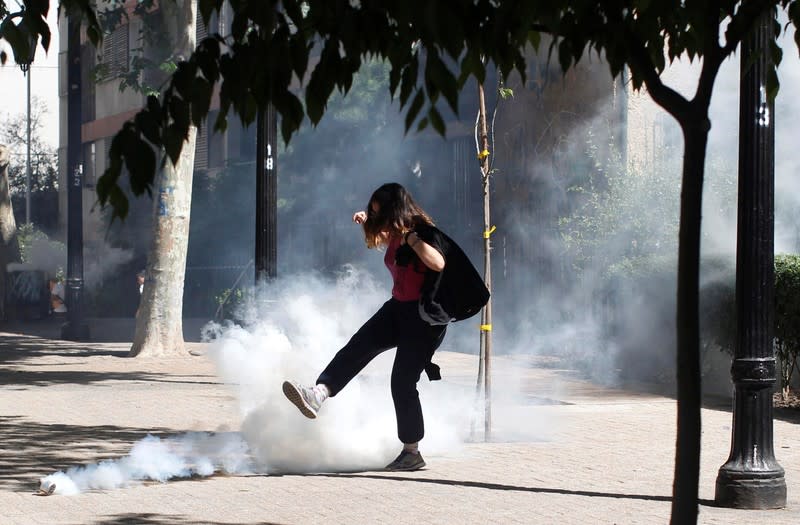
top-left (0, 99), bottom-right (58, 195)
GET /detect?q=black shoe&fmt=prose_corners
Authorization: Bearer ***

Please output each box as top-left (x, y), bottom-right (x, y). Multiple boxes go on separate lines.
top-left (385, 450), bottom-right (426, 471)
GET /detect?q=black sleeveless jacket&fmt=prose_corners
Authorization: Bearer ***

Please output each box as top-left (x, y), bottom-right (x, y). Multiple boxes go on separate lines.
top-left (412, 225), bottom-right (490, 325)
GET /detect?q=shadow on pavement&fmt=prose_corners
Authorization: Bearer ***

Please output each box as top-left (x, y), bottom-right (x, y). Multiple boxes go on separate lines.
top-left (0, 317), bottom-right (213, 343)
top-left (0, 367), bottom-right (221, 387)
top-left (91, 515), bottom-right (284, 525)
top-left (773, 406), bottom-right (800, 425)
top-left (0, 333), bottom-right (129, 362)
top-left (314, 473), bottom-right (678, 503)
top-left (0, 334), bottom-right (220, 387)
top-left (0, 416), bottom-right (176, 493)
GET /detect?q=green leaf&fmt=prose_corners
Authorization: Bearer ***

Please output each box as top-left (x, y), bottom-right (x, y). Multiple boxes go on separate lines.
top-left (290, 36), bottom-right (310, 81)
top-left (398, 59), bottom-right (418, 106)
top-left (498, 87), bottom-right (514, 99)
top-left (126, 142), bottom-right (156, 196)
top-left (168, 96), bottom-right (191, 135)
top-left (96, 163), bottom-right (120, 207)
top-left (1, 19), bottom-right (28, 64)
top-left (196, 39), bottom-right (221, 82)
top-left (197, 0), bottom-right (218, 28)
top-left (135, 111), bottom-right (161, 146)
top-left (528, 30), bottom-right (541, 51)
top-left (85, 24), bottom-right (102, 47)
top-left (770, 38), bottom-right (783, 69)
top-left (164, 124), bottom-right (184, 165)
top-left (191, 77), bottom-right (213, 127)
top-left (146, 95), bottom-right (161, 119)
top-left (96, 157), bottom-right (129, 222)
top-left (172, 62), bottom-right (196, 100)
top-left (404, 90), bottom-right (425, 132)
top-left (428, 105), bottom-right (445, 136)
top-left (107, 184), bottom-right (130, 222)
top-left (766, 67), bottom-right (780, 102)
top-left (426, 52), bottom-right (459, 115)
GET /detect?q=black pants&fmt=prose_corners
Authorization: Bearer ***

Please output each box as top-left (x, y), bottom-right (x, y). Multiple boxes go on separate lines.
top-left (317, 298), bottom-right (447, 444)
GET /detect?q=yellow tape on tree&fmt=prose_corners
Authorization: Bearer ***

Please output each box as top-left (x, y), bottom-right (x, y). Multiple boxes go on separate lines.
top-left (483, 225), bottom-right (496, 239)
top-left (480, 324), bottom-right (492, 332)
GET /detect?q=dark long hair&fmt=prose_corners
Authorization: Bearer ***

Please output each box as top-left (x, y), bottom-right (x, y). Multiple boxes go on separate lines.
top-left (363, 183), bottom-right (434, 248)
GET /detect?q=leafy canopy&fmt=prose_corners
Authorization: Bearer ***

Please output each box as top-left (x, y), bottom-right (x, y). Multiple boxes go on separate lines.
top-left (2, 1), bottom-right (800, 220)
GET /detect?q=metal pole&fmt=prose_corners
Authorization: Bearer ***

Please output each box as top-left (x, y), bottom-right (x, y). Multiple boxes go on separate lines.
top-left (255, 103), bottom-right (277, 284)
top-left (715, 9), bottom-right (785, 509)
top-left (61, 14), bottom-right (89, 341)
top-left (26, 68), bottom-right (31, 224)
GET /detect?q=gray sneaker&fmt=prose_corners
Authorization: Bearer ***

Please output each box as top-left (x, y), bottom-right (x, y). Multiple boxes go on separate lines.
top-left (282, 381), bottom-right (324, 419)
top-left (385, 450), bottom-right (426, 471)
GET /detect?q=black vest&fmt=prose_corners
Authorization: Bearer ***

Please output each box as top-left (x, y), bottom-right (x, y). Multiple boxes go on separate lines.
top-left (413, 225), bottom-right (490, 325)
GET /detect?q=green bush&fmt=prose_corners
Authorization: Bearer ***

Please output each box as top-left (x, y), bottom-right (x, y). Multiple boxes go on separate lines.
top-left (775, 254), bottom-right (800, 398)
top-left (214, 287), bottom-right (247, 321)
top-left (605, 253), bottom-right (800, 397)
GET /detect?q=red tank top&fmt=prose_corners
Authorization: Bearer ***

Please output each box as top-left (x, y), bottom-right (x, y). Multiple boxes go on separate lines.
top-left (384, 236), bottom-right (427, 301)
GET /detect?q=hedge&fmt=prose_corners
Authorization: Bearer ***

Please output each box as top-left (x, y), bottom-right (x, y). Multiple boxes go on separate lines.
top-left (605, 253), bottom-right (800, 397)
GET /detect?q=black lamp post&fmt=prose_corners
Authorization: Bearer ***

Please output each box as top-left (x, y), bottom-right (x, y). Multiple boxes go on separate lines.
top-left (715, 9), bottom-right (786, 509)
top-left (16, 30), bottom-right (35, 225)
top-left (61, 13), bottom-right (89, 341)
top-left (255, 103), bottom-right (278, 283)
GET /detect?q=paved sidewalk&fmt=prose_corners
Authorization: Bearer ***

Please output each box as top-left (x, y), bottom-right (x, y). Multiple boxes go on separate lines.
top-left (0, 322), bottom-right (797, 525)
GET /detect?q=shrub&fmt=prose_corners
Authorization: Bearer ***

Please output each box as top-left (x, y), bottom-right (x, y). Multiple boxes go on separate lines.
top-left (775, 254), bottom-right (800, 399)
top-left (602, 253), bottom-right (800, 397)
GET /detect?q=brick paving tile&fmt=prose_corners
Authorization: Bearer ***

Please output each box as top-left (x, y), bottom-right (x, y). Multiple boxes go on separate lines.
top-left (0, 324), bottom-right (797, 525)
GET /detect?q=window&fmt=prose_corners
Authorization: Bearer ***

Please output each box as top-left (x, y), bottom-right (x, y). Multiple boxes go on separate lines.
top-left (101, 24), bottom-right (130, 79)
top-left (194, 121), bottom-right (208, 171)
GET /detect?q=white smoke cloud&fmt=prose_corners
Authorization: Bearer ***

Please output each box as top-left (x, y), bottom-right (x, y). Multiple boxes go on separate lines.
top-left (8, 236), bottom-right (65, 276)
top-left (204, 264), bottom-right (475, 473)
top-left (39, 432), bottom-right (252, 495)
top-left (84, 243), bottom-right (135, 290)
top-left (40, 264), bottom-right (554, 494)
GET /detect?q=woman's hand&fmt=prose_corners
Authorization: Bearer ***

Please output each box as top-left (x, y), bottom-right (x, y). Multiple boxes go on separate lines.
top-left (353, 210), bottom-right (367, 224)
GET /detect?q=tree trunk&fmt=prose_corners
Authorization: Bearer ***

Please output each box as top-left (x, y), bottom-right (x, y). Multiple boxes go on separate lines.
top-left (0, 145), bottom-right (21, 320)
top-left (129, 0), bottom-right (197, 357)
top-left (670, 118), bottom-right (708, 524)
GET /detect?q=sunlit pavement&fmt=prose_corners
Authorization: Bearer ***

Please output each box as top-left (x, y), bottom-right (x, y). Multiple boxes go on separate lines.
top-left (0, 321), bottom-right (798, 525)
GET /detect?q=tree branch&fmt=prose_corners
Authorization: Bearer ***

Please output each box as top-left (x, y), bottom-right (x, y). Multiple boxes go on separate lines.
top-left (693, 0), bottom-right (725, 107)
top-left (623, 25), bottom-right (691, 123)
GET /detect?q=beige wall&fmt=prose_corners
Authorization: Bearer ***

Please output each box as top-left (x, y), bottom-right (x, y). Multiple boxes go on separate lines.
top-left (624, 59), bottom-right (700, 174)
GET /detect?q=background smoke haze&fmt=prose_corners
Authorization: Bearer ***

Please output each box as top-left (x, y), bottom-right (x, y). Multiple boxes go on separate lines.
top-left (480, 20), bottom-right (799, 391)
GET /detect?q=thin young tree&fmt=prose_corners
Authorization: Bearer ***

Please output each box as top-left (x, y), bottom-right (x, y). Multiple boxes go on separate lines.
top-left (475, 81), bottom-right (493, 439)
